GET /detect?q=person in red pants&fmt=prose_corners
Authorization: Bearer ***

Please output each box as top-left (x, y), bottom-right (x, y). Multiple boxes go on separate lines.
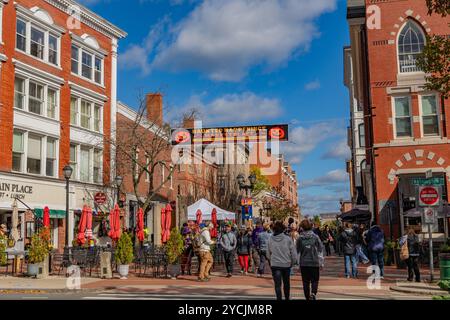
top-left (237, 227), bottom-right (252, 275)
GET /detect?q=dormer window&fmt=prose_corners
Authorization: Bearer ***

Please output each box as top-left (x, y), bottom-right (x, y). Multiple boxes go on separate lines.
top-left (398, 20), bottom-right (425, 73)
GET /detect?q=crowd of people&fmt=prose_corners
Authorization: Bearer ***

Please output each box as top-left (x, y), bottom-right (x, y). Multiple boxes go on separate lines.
top-left (178, 218), bottom-right (424, 300)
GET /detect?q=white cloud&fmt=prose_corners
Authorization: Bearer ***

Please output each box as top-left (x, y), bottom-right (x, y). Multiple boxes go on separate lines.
top-left (280, 122), bottom-right (344, 164)
top-left (172, 92), bottom-right (283, 126)
top-left (321, 138), bottom-right (351, 160)
top-left (300, 169), bottom-right (349, 188)
top-left (305, 79), bottom-right (321, 91)
top-left (122, 0), bottom-right (337, 81)
top-left (299, 192), bottom-right (347, 215)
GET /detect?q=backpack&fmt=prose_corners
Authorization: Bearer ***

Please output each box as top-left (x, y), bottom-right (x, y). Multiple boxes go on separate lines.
top-left (299, 236), bottom-right (321, 266)
top-left (192, 233), bottom-right (204, 254)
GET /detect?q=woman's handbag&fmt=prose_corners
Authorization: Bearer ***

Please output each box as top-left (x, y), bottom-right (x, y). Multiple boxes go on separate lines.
top-left (400, 239), bottom-right (409, 261)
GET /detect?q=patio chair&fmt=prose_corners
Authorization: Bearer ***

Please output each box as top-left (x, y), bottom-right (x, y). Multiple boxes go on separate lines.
top-left (86, 247), bottom-right (101, 277)
top-left (71, 248), bottom-right (88, 276)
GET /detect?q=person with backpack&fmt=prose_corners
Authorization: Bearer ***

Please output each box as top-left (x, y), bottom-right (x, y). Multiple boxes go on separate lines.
top-left (399, 228), bottom-right (421, 282)
top-left (196, 223), bottom-right (215, 282)
top-left (237, 227), bottom-right (253, 275)
top-left (366, 222), bottom-right (385, 279)
top-left (180, 223), bottom-right (194, 275)
top-left (338, 222), bottom-right (358, 278)
top-left (267, 221), bottom-right (297, 300)
top-left (251, 222), bottom-right (263, 274)
top-left (219, 223), bottom-right (237, 278)
top-left (257, 222), bottom-right (272, 277)
top-left (296, 219), bottom-right (324, 300)
top-left (354, 224), bottom-right (370, 264)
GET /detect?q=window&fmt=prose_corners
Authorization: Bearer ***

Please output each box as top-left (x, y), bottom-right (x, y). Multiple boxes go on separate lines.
top-left (70, 145), bottom-right (78, 179)
top-left (94, 57), bottom-right (102, 84)
top-left (12, 131), bottom-right (24, 172)
top-left (30, 27), bottom-right (45, 60)
top-left (28, 81), bottom-right (44, 115)
top-left (80, 147), bottom-right (91, 182)
top-left (94, 105), bottom-right (101, 132)
top-left (398, 20), bottom-right (425, 73)
top-left (358, 123), bottom-right (365, 148)
top-left (16, 19), bottom-right (26, 52)
top-left (48, 35), bottom-right (58, 65)
top-left (27, 135), bottom-right (41, 174)
top-left (70, 97), bottom-right (78, 125)
top-left (71, 45), bottom-right (79, 74)
top-left (80, 100), bottom-right (91, 129)
top-left (421, 95), bottom-right (439, 136)
top-left (93, 149), bottom-right (102, 183)
top-left (394, 97), bottom-right (412, 138)
top-left (16, 18), bottom-right (60, 66)
top-left (14, 78), bottom-right (25, 110)
top-left (47, 89), bottom-right (57, 119)
top-left (81, 51), bottom-right (92, 79)
top-left (46, 138), bottom-right (56, 177)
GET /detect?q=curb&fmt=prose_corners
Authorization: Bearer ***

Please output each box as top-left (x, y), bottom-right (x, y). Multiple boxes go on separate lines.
top-left (390, 286), bottom-right (448, 296)
top-left (0, 288), bottom-right (103, 295)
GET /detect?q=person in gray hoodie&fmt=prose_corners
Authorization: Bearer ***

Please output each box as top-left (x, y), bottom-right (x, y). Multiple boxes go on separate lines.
top-left (267, 221), bottom-right (297, 300)
top-left (256, 223), bottom-right (272, 277)
top-left (296, 219), bottom-right (324, 300)
top-left (219, 224), bottom-right (237, 277)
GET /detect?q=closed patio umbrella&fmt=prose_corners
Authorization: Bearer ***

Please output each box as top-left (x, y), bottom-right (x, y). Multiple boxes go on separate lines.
top-left (77, 205), bottom-right (88, 245)
top-left (10, 199), bottom-right (20, 242)
top-left (108, 204), bottom-right (121, 241)
top-left (164, 204), bottom-right (172, 242)
top-left (196, 209), bottom-right (202, 225)
top-left (43, 206), bottom-right (50, 228)
top-left (136, 208), bottom-right (145, 242)
top-left (210, 208), bottom-right (218, 238)
top-left (85, 206), bottom-right (93, 241)
top-left (161, 208), bottom-right (167, 243)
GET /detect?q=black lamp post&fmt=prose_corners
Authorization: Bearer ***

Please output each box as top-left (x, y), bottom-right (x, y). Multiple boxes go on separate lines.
top-left (115, 176), bottom-right (123, 206)
top-left (63, 165), bottom-right (73, 247)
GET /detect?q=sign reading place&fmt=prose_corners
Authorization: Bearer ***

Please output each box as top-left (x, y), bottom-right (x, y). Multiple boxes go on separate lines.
top-left (0, 182), bottom-right (33, 200)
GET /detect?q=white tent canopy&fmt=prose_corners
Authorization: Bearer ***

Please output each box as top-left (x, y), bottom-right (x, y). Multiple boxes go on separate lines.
top-left (187, 199), bottom-right (235, 221)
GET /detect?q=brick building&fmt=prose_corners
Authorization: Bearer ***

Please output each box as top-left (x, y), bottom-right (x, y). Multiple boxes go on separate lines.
top-left (0, 0), bottom-right (126, 251)
top-left (345, 0), bottom-right (450, 239)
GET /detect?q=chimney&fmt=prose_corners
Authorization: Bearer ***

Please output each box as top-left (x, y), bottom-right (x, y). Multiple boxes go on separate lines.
top-left (183, 116), bottom-right (195, 129)
top-left (146, 93), bottom-right (163, 127)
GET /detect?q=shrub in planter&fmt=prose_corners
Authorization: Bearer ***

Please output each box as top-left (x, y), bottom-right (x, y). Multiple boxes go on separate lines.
top-left (384, 241), bottom-right (396, 266)
top-left (166, 228), bottom-right (184, 278)
top-left (115, 233), bottom-right (134, 279)
top-left (28, 232), bottom-right (50, 278)
top-left (0, 235), bottom-right (7, 266)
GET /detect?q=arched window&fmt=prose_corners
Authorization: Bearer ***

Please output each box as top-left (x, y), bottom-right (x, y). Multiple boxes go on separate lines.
top-left (398, 20), bottom-right (425, 73)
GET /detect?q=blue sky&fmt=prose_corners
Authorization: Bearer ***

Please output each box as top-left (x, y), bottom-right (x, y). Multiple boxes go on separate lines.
top-left (80, 0), bottom-right (351, 215)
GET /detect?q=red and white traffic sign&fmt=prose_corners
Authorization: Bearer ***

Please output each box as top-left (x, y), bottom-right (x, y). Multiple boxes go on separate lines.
top-left (419, 186), bottom-right (440, 207)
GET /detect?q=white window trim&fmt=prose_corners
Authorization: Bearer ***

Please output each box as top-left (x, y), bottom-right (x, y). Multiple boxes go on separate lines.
top-left (392, 95), bottom-right (414, 140)
top-left (418, 92), bottom-right (441, 138)
top-left (0, 3), bottom-right (4, 45)
top-left (15, 13), bottom-right (62, 68)
top-left (14, 74), bottom-right (60, 121)
top-left (70, 95), bottom-right (103, 134)
top-left (70, 41), bottom-right (105, 87)
top-left (396, 20), bottom-right (426, 75)
top-left (70, 143), bottom-right (103, 184)
top-left (12, 129), bottom-right (60, 178)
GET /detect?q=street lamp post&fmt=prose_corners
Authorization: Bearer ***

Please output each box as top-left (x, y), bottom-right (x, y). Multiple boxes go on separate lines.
top-left (63, 165), bottom-right (73, 248)
top-left (237, 173), bottom-right (256, 225)
top-left (115, 176), bottom-right (123, 206)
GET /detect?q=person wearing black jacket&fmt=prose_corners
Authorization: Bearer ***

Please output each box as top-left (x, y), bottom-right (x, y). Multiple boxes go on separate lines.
top-left (338, 223), bottom-right (358, 278)
top-left (400, 228), bottom-right (421, 282)
top-left (237, 228), bottom-right (253, 275)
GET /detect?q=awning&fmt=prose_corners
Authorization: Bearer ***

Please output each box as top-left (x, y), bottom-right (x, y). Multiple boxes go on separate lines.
top-left (34, 208), bottom-right (66, 219)
top-left (187, 199), bottom-right (235, 221)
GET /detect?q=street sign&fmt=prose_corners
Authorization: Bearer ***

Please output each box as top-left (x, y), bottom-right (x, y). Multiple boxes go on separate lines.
top-left (412, 177), bottom-right (445, 186)
top-left (418, 186), bottom-right (440, 207)
top-left (423, 207), bottom-right (437, 224)
top-left (94, 192), bottom-right (107, 205)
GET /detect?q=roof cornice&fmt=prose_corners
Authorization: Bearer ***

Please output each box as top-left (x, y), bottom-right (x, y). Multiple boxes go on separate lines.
top-left (44, 0), bottom-right (127, 39)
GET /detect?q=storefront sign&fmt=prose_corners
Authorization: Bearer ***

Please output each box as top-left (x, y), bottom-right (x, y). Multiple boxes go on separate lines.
top-left (0, 182), bottom-right (33, 200)
top-left (241, 198), bottom-right (253, 206)
top-left (412, 177), bottom-right (445, 186)
top-left (94, 192), bottom-right (107, 205)
top-left (171, 124), bottom-right (289, 145)
top-left (418, 186), bottom-right (440, 207)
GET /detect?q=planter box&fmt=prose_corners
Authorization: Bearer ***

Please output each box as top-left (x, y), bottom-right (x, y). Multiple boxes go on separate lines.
top-left (28, 256), bottom-right (49, 279)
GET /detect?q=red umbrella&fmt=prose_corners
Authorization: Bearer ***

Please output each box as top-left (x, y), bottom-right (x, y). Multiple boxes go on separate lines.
top-left (196, 209), bottom-right (203, 225)
top-left (136, 208), bottom-right (145, 242)
top-left (210, 208), bottom-right (218, 238)
top-left (43, 206), bottom-right (50, 228)
top-left (77, 205), bottom-right (88, 245)
top-left (161, 208), bottom-right (166, 243)
top-left (108, 204), bottom-right (121, 241)
top-left (85, 206), bottom-right (93, 241)
top-left (164, 204), bottom-right (172, 242)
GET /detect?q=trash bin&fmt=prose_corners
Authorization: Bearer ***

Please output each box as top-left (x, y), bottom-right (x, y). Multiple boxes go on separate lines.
top-left (440, 253), bottom-right (450, 281)
top-left (100, 251), bottom-right (112, 279)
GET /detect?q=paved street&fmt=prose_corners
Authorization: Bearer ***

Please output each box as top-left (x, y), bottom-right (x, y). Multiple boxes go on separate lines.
top-left (0, 255), bottom-right (439, 300)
